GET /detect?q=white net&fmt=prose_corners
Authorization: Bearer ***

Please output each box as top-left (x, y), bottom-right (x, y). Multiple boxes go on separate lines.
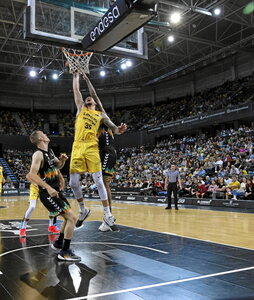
top-left (61, 47), bottom-right (93, 75)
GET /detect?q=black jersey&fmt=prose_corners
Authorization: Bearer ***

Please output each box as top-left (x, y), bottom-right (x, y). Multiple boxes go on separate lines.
top-left (36, 148), bottom-right (60, 192)
top-left (98, 124), bottom-right (115, 150)
top-left (98, 124), bottom-right (117, 176)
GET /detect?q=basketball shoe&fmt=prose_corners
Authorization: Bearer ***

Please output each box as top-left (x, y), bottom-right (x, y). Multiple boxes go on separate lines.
top-left (57, 249), bottom-right (81, 262)
top-left (76, 208), bottom-right (91, 228)
top-left (19, 228), bottom-right (26, 237)
top-left (48, 225), bottom-right (60, 234)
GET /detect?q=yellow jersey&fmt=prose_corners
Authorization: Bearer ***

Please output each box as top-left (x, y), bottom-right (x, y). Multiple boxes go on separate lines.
top-left (0, 166), bottom-right (3, 180)
top-left (74, 106), bottom-right (102, 143)
top-left (228, 181), bottom-right (240, 190)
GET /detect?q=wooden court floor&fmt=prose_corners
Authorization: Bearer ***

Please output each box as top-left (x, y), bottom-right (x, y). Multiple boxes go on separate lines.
top-left (1, 195), bottom-right (254, 249)
top-left (1, 195), bottom-right (254, 300)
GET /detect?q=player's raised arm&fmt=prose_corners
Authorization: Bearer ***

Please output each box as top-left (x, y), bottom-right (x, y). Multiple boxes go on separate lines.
top-left (82, 73), bottom-right (105, 113)
top-left (73, 73), bottom-right (84, 113)
top-left (101, 113), bottom-right (127, 135)
top-left (52, 152), bottom-right (68, 170)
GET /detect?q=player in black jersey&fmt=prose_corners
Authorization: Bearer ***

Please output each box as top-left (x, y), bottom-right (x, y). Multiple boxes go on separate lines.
top-left (97, 124), bottom-right (119, 232)
top-left (26, 130), bottom-right (81, 262)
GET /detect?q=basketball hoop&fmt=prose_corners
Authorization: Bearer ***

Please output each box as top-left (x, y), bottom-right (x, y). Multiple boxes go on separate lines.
top-left (61, 47), bottom-right (93, 75)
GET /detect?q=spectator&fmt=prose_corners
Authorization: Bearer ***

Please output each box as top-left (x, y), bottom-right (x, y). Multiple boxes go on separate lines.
top-left (179, 178), bottom-right (192, 197)
top-left (231, 177), bottom-right (247, 200)
top-left (247, 158), bottom-right (254, 173)
top-left (196, 181), bottom-right (207, 198)
top-left (205, 180), bottom-right (219, 198)
top-left (245, 178), bottom-right (254, 200)
top-left (191, 178), bottom-right (199, 197)
top-left (230, 165), bottom-right (240, 176)
top-left (225, 176), bottom-right (240, 199)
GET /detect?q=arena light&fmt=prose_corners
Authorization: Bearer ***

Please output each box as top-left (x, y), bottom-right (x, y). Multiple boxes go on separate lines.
top-left (100, 70), bottom-right (106, 77)
top-left (120, 63), bottom-right (127, 70)
top-left (213, 8), bottom-right (221, 16)
top-left (194, 7), bottom-right (212, 16)
top-left (170, 12), bottom-right (181, 24)
top-left (126, 60), bottom-right (132, 67)
top-left (29, 70), bottom-right (37, 77)
top-left (168, 35), bottom-right (175, 43)
top-left (52, 73), bottom-right (58, 80)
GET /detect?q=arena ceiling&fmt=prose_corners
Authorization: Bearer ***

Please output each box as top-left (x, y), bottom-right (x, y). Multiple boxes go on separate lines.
top-left (0, 0), bottom-right (253, 92)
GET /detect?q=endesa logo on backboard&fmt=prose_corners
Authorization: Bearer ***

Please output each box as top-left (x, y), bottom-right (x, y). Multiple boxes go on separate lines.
top-left (83, 0), bottom-right (128, 46)
top-left (90, 6), bottom-right (121, 41)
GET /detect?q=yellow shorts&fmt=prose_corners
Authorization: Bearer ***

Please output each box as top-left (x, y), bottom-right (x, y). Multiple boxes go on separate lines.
top-left (30, 184), bottom-right (39, 201)
top-left (70, 141), bottom-right (101, 174)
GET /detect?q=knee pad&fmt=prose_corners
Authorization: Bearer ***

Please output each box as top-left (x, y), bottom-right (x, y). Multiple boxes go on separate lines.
top-left (69, 173), bottom-right (83, 199)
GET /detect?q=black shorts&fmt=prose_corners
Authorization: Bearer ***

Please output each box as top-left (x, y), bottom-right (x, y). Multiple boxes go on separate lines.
top-left (39, 191), bottom-right (71, 217)
top-left (100, 147), bottom-right (117, 176)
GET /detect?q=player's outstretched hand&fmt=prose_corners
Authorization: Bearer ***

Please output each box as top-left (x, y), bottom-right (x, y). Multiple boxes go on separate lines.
top-left (59, 153), bottom-right (68, 161)
top-left (115, 123), bottom-right (127, 135)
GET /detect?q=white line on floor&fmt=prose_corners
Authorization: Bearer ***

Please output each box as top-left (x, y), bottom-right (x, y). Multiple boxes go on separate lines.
top-left (161, 231), bottom-right (254, 252)
top-left (121, 224), bottom-right (254, 252)
top-left (0, 241), bottom-right (168, 258)
top-left (65, 265), bottom-right (254, 300)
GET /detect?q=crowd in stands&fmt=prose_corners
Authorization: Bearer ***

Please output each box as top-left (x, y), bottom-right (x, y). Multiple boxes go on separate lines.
top-left (2, 125), bottom-right (254, 200)
top-left (0, 110), bottom-right (21, 135)
top-left (112, 125), bottom-right (254, 200)
top-left (19, 111), bottom-right (48, 135)
top-left (112, 74), bottom-right (254, 130)
top-left (3, 149), bottom-right (33, 184)
top-left (0, 74), bottom-right (253, 135)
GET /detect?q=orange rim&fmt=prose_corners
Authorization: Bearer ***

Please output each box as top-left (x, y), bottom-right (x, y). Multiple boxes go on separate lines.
top-left (61, 47), bottom-right (92, 57)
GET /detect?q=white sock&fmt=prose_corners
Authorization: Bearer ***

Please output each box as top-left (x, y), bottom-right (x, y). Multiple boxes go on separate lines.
top-left (104, 206), bottom-right (112, 217)
top-left (20, 220), bottom-right (27, 229)
top-left (49, 218), bottom-right (54, 226)
top-left (78, 201), bottom-right (85, 213)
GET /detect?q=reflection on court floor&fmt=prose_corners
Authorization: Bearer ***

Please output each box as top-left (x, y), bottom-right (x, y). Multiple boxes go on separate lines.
top-left (0, 220), bottom-right (254, 300)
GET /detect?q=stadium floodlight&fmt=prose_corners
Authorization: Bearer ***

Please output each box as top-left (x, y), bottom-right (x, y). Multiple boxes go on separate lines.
top-left (170, 12), bottom-right (181, 24)
top-left (126, 60), bottom-right (132, 67)
top-left (100, 70), bottom-right (106, 77)
top-left (213, 8), bottom-right (221, 16)
top-left (52, 73), bottom-right (58, 80)
top-left (194, 7), bottom-right (212, 16)
top-left (120, 63), bottom-right (127, 70)
top-left (168, 35), bottom-right (175, 42)
top-left (29, 70), bottom-right (37, 77)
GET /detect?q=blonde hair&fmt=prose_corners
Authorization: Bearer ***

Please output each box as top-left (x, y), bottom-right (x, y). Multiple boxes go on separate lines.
top-left (30, 130), bottom-right (41, 145)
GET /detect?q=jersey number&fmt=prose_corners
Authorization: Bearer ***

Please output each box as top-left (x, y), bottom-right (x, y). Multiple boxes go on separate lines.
top-left (85, 123), bottom-right (92, 129)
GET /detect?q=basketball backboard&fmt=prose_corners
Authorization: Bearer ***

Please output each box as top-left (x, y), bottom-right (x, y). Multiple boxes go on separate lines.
top-left (24, 0), bottom-right (149, 59)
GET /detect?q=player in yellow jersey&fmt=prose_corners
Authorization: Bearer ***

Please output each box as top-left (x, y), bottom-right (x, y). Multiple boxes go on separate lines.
top-left (69, 72), bottom-right (127, 230)
top-left (19, 169), bottom-right (65, 237)
top-left (0, 164), bottom-right (5, 195)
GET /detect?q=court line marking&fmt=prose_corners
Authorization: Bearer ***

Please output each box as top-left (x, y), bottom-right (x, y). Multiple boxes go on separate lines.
top-left (0, 242), bottom-right (168, 257)
top-left (1, 219), bottom-right (253, 252)
top-left (122, 224), bottom-right (254, 252)
top-left (65, 265), bottom-right (254, 300)
top-left (1, 233), bottom-right (59, 239)
top-left (162, 231), bottom-right (254, 252)
top-left (1, 219), bottom-right (254, 251)
top-left (0, 229), bottom-right (37, 235)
